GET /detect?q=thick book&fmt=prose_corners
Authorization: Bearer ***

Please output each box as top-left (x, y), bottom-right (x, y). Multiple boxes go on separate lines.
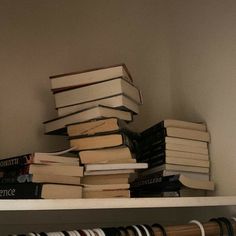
top-left (131, 174), bottom-right (214, 191)
top-left (1, 163), bottom-right (84, 177)
top-left (69, 131), bottom-right (136, 151)
top-left (57, 94), bottom-right (140, 116)
top-left (0, 173), bottom-right (81, 185)
top-left (83, 189), bottom-right (130, 198)
top-left (81, 173), bottom-right (130, 185)
top-left (44, 105), bottom-right (133, 134)
top-left (0, 183), bottom-right (82, 199)
top-left (53, 77), bottom-right (142, 108)
top-left (0, 151), bottom-right (79, 169)
top-left (67, 117), bottom-right (128, 137)
top-left (85, 163), bottom-right (148, 172)
top-left (50, 64), bottom-right (133, 92)
top-left (79, 146), bottom-right (134, 164)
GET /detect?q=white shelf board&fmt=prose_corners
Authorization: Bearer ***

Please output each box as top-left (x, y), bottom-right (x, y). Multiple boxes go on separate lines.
top-left (0, 196), bottom-right (236, 211)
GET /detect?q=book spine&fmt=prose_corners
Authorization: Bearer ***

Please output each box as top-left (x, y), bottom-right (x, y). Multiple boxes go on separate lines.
top-left (131, 174), bottom-right (181, 189)
top-left (0, 183), bottom-right (42, 199)
top-left (0, 174), bottom-right (33, 184)
top-left (141, 121), bottom-right (165, 136)
top-left (0, 154), bottom-right (33, 169)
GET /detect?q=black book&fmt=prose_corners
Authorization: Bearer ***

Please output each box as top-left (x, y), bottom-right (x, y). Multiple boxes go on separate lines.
top-left (0, 183), bottom-right (82, 199)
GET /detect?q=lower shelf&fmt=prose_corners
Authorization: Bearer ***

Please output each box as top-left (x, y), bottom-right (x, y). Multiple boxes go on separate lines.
top-left (0, 196), bottom-right (235, 211)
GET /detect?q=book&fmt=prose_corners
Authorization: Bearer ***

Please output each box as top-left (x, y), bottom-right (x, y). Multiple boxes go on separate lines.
top-left (83, 189), bottom-right (130, 198)
top-left (57, 94), bottom-right (140, 116)
top-left (0, 173), bottom-right (81, 185)
top-left (84, 169), bottom-right (135, 176)
top-left (82, 183), bottom-right (130, 191)
top-left (0, 151), bottom-right (79, 169)
top-left (141, 164), bottom-right (209, 176)
top-left (165, 137), bottom-right (208, 148)
top-left (44, 105), bottom-right (133, 134)
top-left (142, 119), bottom-right (207, 135)
top-left (1, 163), bottom-right (84, 177)
top-left (81, 174), bottom-right (130, 185)
top-left (85, 163), bottom-right (148, 172)
top-left (53, 77), bottom-right (142, 109)
top-left (50, 64), bottom-right (133, 92)
top-left (79, 146), bottom-right (134, 164)
top-left (67, 117), bottom-right (128, 137)
top-left (131, 174), bottom-right (214, 191)
top-left (69, 132), bottom-right (134, 151)
top-left (141, 126), bottom-right (210, 142)
top-left (152, 170), bottom-right (210, 181)
top-left (0, 183), bottom-right (82, 199)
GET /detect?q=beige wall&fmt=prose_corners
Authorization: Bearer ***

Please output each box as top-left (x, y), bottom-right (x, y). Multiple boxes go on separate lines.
top-left (0, 0), bottom-right (172, 157)
top-left (168, 0), bottom-right (236, 195)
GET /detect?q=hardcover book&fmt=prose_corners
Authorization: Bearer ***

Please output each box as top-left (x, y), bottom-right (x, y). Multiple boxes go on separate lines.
top-left (50, 64), bottom-right (133, 92)
top-left (53, 77), bottom-right (142, 108)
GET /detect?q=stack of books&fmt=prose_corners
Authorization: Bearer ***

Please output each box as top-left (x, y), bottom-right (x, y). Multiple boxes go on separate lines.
top-left (130, 119), bottom-right (215, 197)
top-left (0, 150), bottom-right (83, 199)
top-left (44, 64), bottom-right (147, 198)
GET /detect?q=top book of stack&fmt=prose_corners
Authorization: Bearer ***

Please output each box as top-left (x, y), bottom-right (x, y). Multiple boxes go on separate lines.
top-left (50, 64), bottom-right (133, 92)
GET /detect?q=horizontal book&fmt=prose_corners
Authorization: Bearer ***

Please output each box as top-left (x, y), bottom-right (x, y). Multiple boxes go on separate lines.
top-left (1, 163), bottom-right (84, 177)
top-left (141, 126), bottom-right (210, 142)
top-left (82, 183), bottom-right (130, 191)
top-left (53, 77), bottom-right (142, 108)
top-left (141, 163), bottom-right (209, 176)
top-left (44, 105), bottom-right (133, 134)
top-left (0, 173), bottom-right (81, 185)
top-left (155, 170), bottom-right (210, 181)
top-left (79, 146), bottom-right (134, 164)
top-left (67, 117), bottom-right (128, 137)
top-left (131, 188), bottom-right (206, 198)
top-left (50, 64), bottom-right (133, 92)
top-left (164, 156), bottom-right (209, 167)
top-left (142, 119), bottom-right (207, 136)
top-left (139, 149), bottom-right (209, 164)
top-left (83, 189), bottom-right (130, 198)
top-left (84, 169), bottom-right (135, 176)
top-left (69, 132), bottom-right (135, 151)
top-left (85, 163), bottom-right (148, 172)
top-left (57, 94), bottom-right (140, 116)
top-left (165, 137), bottom-right (208, 148)
top-left (0, 151), bottom-right (79, 169)
top-left (131, 174), bottom-right (214, 191)
top-left (81, 174), bottom-right (130, 185)
top-left (0, 183), bottom-right (82, 199)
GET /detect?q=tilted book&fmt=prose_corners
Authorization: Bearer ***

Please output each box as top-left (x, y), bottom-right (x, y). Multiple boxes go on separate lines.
top-left (53, 77), bottom-right (142, 108)
top-left (57, 94), bottom-right (140, 116)
top-left (50, 63), bottom-right (133, 92)
top-left (44, 105), bottom-right (133, 135)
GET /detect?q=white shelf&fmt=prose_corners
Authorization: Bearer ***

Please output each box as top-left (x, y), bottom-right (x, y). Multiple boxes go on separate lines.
top-left (0, 196), bottom-right (236, 211)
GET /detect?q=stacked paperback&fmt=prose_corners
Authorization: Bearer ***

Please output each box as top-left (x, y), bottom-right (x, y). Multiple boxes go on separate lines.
top-left (44, 64), bottom-right (147, 198)
top-left (0, 150), bottom-right (83, 199)
top-left (130, 119), bottom-right (215, 197)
